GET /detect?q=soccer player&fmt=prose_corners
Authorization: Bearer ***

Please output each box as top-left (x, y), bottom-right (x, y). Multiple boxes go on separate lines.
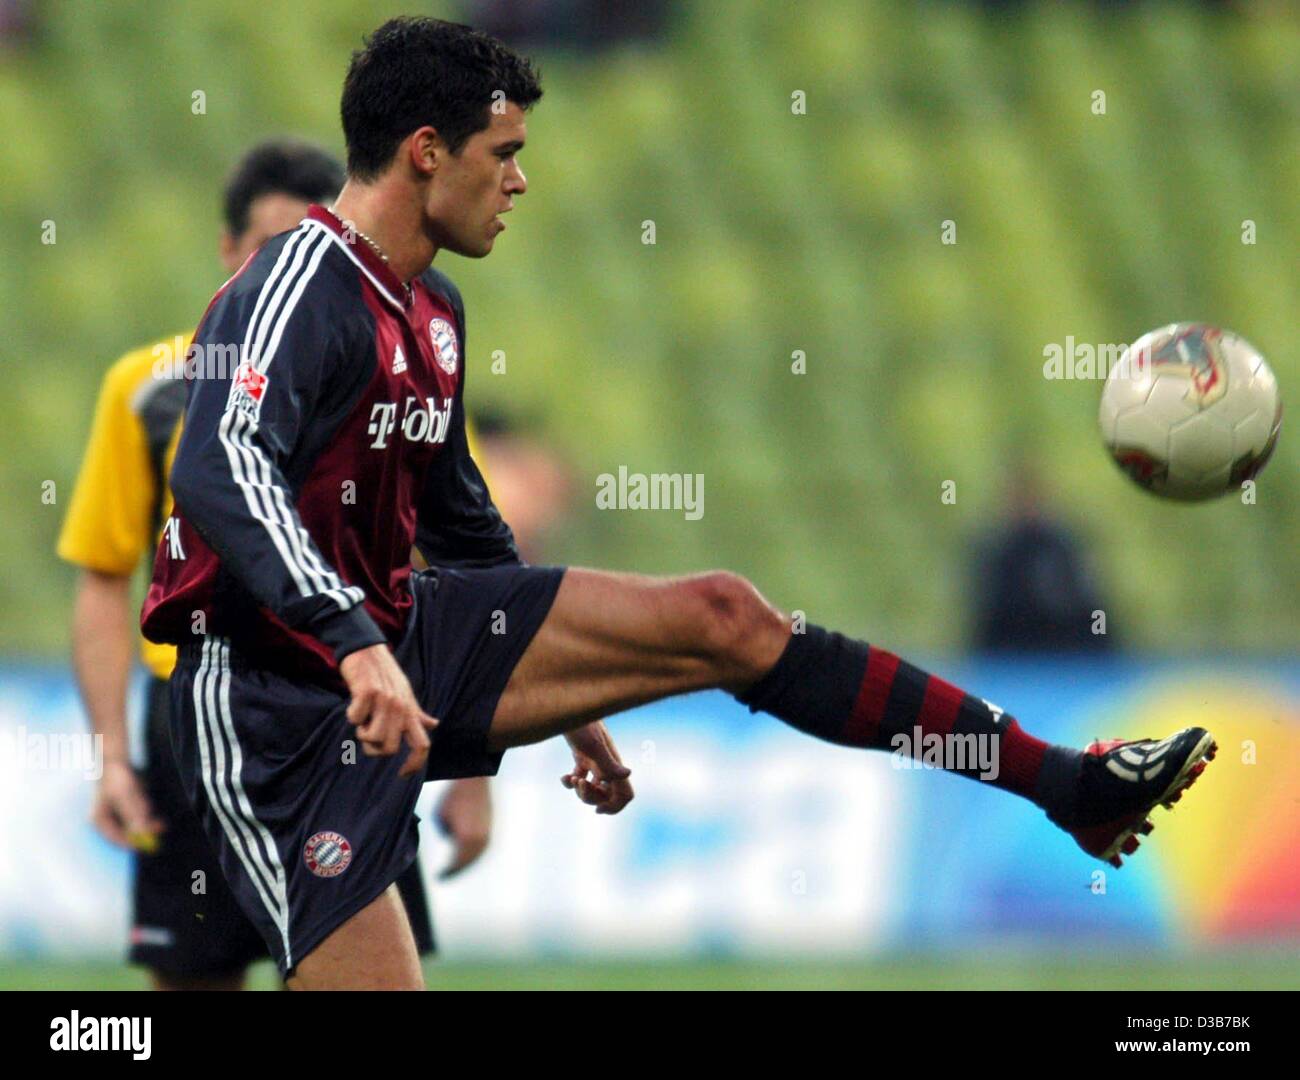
top-left (61, 138), bottom-right (489, 990)
top-left (141, 17), bottom-right (1217, 990)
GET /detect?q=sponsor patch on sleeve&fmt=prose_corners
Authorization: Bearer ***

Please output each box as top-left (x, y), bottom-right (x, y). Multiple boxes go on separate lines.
top-left (228, 361), bottom-right (269, 419)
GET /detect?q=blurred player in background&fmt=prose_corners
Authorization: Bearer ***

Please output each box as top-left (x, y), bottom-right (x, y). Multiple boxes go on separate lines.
top-left (58, 139), bottom-right (490, 990)
top-left (471, 407), bottom-right (575, 564)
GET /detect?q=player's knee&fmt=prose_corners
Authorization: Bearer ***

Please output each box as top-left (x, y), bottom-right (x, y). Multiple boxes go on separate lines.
top-left (679, 571), bottom-right (786, 681)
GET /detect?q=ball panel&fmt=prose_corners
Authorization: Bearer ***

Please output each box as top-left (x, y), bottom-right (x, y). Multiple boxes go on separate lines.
top-left (1168, 412), bottom-right (1234, 477)
top-left (1112, 406), bottom-right (1173, 460)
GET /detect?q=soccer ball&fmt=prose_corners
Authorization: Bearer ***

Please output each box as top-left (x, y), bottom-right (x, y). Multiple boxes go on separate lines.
top-left (1098, 323), bottom-right (1282, 501)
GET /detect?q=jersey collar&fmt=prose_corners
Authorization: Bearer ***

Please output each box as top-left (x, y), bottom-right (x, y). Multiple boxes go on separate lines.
top-left (305, 204), bottom-right (411, 312)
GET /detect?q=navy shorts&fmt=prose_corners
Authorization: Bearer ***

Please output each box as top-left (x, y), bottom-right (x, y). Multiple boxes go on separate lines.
top-left (131, 676), bottom-right (266, 978)
top-left (168, 563), bottom-right (565, 976)
top-left (133, 677), bottom-right (436, 979)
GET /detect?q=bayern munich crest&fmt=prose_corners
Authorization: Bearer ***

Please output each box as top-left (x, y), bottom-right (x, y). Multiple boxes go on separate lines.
top-left (303, 830), bottom-right (353, 878)
top-left (429, 317), bottom-right (459, 375)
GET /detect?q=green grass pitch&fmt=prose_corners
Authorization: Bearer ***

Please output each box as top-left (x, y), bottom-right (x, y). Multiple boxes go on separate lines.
top-left (4, 951), bottom-right (1297, 990)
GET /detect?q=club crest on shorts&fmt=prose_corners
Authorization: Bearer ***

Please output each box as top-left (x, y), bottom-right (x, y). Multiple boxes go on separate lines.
top-left (303, 830), bottom-right (352, 878)
top-left (429, 317), bottom-right (458, 375)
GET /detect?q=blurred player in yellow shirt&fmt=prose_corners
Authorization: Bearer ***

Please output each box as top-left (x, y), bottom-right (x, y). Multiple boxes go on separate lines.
top-left (59, 140), bottom-right (491, 989)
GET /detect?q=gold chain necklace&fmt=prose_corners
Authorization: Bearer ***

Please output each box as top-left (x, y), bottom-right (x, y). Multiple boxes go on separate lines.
top-left (330, 206), bottom-right (412, 301)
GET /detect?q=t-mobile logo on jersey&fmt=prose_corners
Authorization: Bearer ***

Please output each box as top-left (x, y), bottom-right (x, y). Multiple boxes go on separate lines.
top-left (368, 396), bottom-right (454, 449)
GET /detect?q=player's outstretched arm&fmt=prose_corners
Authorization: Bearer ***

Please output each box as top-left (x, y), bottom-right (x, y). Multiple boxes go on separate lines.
top-left (167, 269), bottom-right (384, 665)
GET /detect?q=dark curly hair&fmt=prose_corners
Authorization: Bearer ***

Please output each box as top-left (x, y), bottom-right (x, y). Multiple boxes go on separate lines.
top-left (222, 139), bottom-right (344, 237)
top-left (341, 17), bottom-right (543, 180)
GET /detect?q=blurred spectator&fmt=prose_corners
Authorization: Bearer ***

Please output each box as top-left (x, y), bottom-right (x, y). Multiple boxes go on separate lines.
top-left (970, 463), bottom-right (1116, 653)
top-left (472, 406), bottom-right (575, 563)
top-left (0, 0), bottom-right (32, 47)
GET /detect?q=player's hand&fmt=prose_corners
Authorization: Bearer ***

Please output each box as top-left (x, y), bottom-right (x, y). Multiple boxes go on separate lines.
top-left (435, 776), bottom-right (492, 879)
top-left (91, 760), bottom-right (164, 851)
top-left (562, 721), bottom-right (634, 815)
top-left (340, 644), bottom-right (438, 779)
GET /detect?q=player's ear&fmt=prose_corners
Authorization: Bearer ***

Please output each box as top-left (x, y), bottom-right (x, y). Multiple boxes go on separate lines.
top-left (408, 127), bottom-right (441, 178)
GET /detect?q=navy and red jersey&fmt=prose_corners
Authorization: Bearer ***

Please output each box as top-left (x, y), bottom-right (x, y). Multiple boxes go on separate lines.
top-left (141, 204), bottom-right (519, 687)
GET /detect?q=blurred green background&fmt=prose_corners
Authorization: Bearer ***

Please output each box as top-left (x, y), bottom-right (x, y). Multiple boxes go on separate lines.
top-left (1, 0), bottom-right (1296, 657)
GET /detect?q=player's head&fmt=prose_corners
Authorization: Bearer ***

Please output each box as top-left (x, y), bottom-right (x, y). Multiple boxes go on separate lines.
top-left (340, 17), bottom-right (542, 258)
top-left (220, 140), bottom-right (346, 270)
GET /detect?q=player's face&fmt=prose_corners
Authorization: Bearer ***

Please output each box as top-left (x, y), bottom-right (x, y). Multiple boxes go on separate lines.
top-left (219, 193), bottom-right (315, 272)
top-left (426, 102), bottom-right (527, 259)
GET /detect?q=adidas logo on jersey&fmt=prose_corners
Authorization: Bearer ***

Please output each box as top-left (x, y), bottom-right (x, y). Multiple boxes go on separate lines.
top-left (392, 344), bottom-right (407, 374)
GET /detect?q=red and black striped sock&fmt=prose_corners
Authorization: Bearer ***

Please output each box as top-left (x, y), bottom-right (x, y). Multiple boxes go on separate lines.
top-left (735, 624), bottom-right (1080, 811)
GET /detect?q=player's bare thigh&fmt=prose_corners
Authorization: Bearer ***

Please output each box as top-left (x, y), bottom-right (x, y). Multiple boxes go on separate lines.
top-left (488, 568), bottom-right (791, 750)
top-left (287, 884), bottom-right (423, 991)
